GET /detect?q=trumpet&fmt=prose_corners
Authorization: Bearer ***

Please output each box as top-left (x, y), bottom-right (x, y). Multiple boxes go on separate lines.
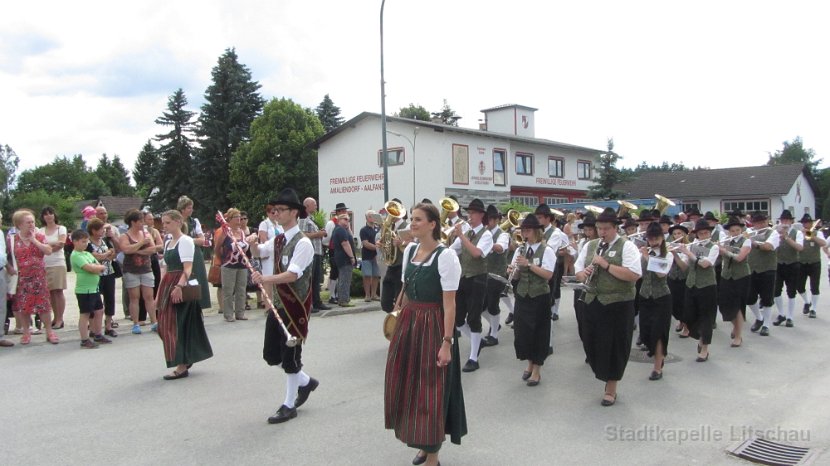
top-left (806, 220), bottom-right (823, 239)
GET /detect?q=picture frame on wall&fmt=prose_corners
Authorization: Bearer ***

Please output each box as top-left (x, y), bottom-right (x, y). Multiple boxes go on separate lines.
top-left (452, 144), bottom-right (469, 185)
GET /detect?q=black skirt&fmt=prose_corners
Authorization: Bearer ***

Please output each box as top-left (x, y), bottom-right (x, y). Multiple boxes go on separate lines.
top-left (638, 294), bottom-right (672, 357)
top-left (582, 299), bottom-right (635, 382)
top-left (667, 278), bottom-right (686, 321)
top-left (719, 276), bottom-right (749, 322)
top-left (513, 293), bottom-right (551, 365)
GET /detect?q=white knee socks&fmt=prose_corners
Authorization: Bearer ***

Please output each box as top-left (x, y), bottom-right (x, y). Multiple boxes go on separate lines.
top-left (328, 279), bottom-right (337, 299)
top-left (470, 332), bottom-right (482, 361)
top-left (812, 294), bottom-right (820, 311)
top-left (762, 307), bottom-right (773, 328)
top-left (487, 314), bottom-right (500, 339)
top-left (800, 292), bottom-right (811, 306)
top-left (787, 298), bottom-right (796, 319)
top-left (284, 373), bottom-right (300, 408)
top-left (551, 299), bottom-right (560, 317)
top-left (298, 370), bottom-right (311, 387)
top-left (750, 303), bottom-right (761, 321)
top-left (457, 322), bottom-right (471, 339)
top-left (774, 296), bottom-right (784, 316)
top-left (501, 295), bottom-right (514, 313)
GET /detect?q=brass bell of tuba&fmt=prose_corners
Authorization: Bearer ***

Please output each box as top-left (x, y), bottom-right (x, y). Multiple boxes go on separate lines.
top-left (379, 200), bottom-right (405, 266)
top-left (439, 197), bottom-right (461, 244)
top-left (653, 194), bottom-right (676, 214)
top-left (616, 200), bottom-right (638, 218)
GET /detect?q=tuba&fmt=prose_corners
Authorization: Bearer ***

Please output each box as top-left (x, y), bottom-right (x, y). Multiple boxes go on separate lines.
top-left (439, 197), bottom-right (461, 244)
top-left (616, 200), bottom-right (638, 218)
top-left (499, 209), bottom-right (521, 232)
top-left (653, 194), bottom-right (676, 214)
top-left (379, 200), bottom-right (405, 266)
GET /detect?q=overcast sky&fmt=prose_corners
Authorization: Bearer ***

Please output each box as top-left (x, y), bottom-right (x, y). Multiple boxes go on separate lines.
top-left (2, 1), bottom-right (828, 178)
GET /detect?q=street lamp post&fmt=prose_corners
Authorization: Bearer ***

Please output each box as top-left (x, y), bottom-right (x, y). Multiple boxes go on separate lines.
top-left (380, 0), bottom-right (390, 203)
top-left (386, 128), bottom-right (418, 206)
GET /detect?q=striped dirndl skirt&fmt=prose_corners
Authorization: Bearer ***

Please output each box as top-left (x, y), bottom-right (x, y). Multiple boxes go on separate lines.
top-left (384, 301), bottom-right (467, 447)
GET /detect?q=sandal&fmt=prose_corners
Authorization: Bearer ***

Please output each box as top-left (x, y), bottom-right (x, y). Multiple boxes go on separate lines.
top-left (52, 321), bottom-right (65, 330)
top-left (601, 392), bottom-right (617, 406)
top-left (47, 332), bottom-right (59, 344)
top-left (20, 333), bottom-right (31, 345)
top-left (111, 322), bottom-right (119, 329)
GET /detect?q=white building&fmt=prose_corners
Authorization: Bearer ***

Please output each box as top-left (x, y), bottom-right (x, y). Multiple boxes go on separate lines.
top-left (311, 104), bottom-right (603, 221)
top-left (616, 164), bottom-right (818, 220)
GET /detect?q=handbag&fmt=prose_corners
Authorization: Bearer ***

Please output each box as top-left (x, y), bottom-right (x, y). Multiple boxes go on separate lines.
top-left (181, 282), bottom-right (201, 302)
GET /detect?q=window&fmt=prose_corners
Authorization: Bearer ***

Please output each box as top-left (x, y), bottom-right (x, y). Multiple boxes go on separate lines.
top-left (377, 147), bottom-right (405, 167)
top-left (572, 199), bottom-right (591, 204)
top-left (577, 160), bottom-right (592, 180)
top-left (548, 157), bottom-right (564, 178)
top-left (515, 152), bottom-right (534, 175)
top-left (679, 201), bottom-right (700, 212)
top-left (722, 200), bottom-right (769, 216)
top-left (545, 197), bottom-right (568, 206)
top-left (493, 149), bottom-right (506, 186)
top-left (511, 196), bottom-right (538, 208)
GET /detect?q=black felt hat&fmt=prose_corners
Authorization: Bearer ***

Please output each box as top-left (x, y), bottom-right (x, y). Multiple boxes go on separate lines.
top-left (779, 209), bottom-right (794, 220)
top-left (596, 207), bottom-right (620, 225)
top-left (724, 217), bottom-right (745, 229)
top-left (800, 213), bottom-right (814, 223)
top-left (691, 219), bottom-right (714, 233)
top-left (520, 214), bottom-right (544, 229)
top-left (623, 218), bottom-right (638, 229)
top-left (534, 203), bottom-right (553, 217)
top-left (578, 213), bottom-right (596, 229)
top-left (703, 211), bottom-right (718, 222)
top-left (273, 188), bottom-right (307, 219)
top-left (658, 215), bottom-right (673, 225)
top-left (464, 198), bottom-right (486, 213)
top-left (645, 222), bottom-right (664, 238)
top-left (485, 204), bottom-right (501, 219)
top-left (334, 202), bottom-right (349, 211)
top-left (638, 211), bottom-right (655, 222)
top-left (750, 211), bottom-right (768, 223)
top-left (686, 207), bottom-right (702, 218)
top-left (668, 224), bottom-right (689, 235)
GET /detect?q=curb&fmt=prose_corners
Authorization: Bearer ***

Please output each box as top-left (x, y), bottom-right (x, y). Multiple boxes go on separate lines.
top-left (319, 303), bottom-right (383, 318)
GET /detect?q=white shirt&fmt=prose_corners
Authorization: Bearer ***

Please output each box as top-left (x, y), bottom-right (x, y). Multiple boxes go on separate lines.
top-left (190, 217), bottom-right (204, 236)
top-left (545, 227), bottom-right (569, 252)
top-left (257, 224), bottom-right (314, 279)
top-left (166, 235), bottom-right (195, 263)
top-left (574, 235), bottom-right (643, 277)
top-left (324, 219), bottom-right (337, 245)
top-left (0, 229), bottom-right (6, 269)
top-left (258, 218), bottom-right (283, 258)
top-left (401, 243), bottom-right (461, 291)
top-left (510, 241), bottom-right (556, 272)
top-left (752, 229), bottom-right (780, 249)
top-left (489, 226), bottom-right (510, 255)
top-left (39, 225), bottom-right (66, 268)
top-left (683, 241), bottom-right (720, 267)
top-left (450, 223), bottom-right (493, 258)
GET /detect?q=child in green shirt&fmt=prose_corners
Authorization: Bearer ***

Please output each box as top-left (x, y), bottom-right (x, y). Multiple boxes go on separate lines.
top-left (70, 229), bottom-right (110, 348)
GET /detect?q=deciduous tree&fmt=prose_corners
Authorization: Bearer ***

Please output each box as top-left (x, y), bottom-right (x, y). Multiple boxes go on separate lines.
top-left (396, 103), bottom-right (430, 121)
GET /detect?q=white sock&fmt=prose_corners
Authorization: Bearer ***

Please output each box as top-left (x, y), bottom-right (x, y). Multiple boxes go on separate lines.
top-left (501, 295), bottom-right (514, 313)
top-left (284, 373), bottom-right (300, 408)
top-left (328, 279), bottom-right (337, 298)
top-left (750, 303), bottom-right (761, 321)
top-left (774, 296), bottom-right (785, 316)
top-left (488, 314), bottom-right (500, 339)
top-left (787, 298), bottom-right (796, 319)
top-left (469, 332), bottom-right (482, 361)
top-left (812, 294), bottom-right (820, 311)
top-left (457, 323), bottom-right (471, 339)
top-left (800, 292), bottom-right (810, 306)
top-left (298, 370), bottom-right (311, 387)
top-left (762, 307), bottom-right (773, 328)
top-left (552, 299), bottom-right (560, 316)
top-left (634, 314), bottom-right (640, 328)
top-left (549, 324), bottom-right (555, 350)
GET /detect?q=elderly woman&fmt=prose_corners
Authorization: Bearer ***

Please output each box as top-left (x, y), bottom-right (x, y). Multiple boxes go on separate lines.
top-left (39, 206), bottom-right (68, 330)
top-left (177, 196), bottom-right (212, 310)
top-left (156, 210), bottom-right (213, 380)
top-left (8, 209), bottom-right (58, 344)
top-left (118, 208), bottom-right (160, 334)
top-left (214, 208), bottom-right (249, 322)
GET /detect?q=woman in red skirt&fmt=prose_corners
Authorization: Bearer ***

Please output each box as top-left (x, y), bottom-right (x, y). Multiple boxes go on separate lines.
top-left (385, 203), bottom-right (466, 466)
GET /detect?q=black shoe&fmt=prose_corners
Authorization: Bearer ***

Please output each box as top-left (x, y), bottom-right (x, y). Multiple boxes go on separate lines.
top-left (328, 298), bottom-right (337, 305)
top-left (803, 303), bottom-right (811, 315)
top-left (267, 405), bottom-right (297, 424)
top-left (163, 369), bottom-right (189, 380)
top-left (635, 336), bottom-right (643, 347)
top-left (505, 313), bottom-right (514, 326)
top-left (481, 336), bottom-right (499, 347)
top-left (712, 321), bottom-right (717, 330)
top-left (773, 315), bottom-right (787, 326)
top-left (551, 314), bottom-right (559, 321)
top-left (412, 452), bottom-right (427, 465)
top-left (649, 370), bottom-right (663, 381)
top-left (759, 326), bottom-right (770, 336)
top-left (696, 353), bottom-right (709, 362)
top-left (462, 359), bottom-right (479, 372)
top-left (521, 370), bottom-right (532, 381)
top-left (750, 319), bottom-right (764, 332)
top-left (548, 346), bottom-right (553, 355)
top-left (315, 304), bottom-right (332, 311)
top-left (785, 318), bottom-right (794, 327)
top-left (809, 310), bottom-right (817, 318)
top-left (295, 378), bottom-right (319, 408)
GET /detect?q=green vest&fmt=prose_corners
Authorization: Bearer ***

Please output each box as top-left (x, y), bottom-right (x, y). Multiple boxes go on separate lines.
top-left (543, 226), bottom-right (554, 242)
top-left (486, 228), bottom-right (508, 277)
top-left (800, 233), bottom-right (822, 264)
top-left (747, 230), bottom-right (777, 273)
top-left (274, 232), bottom-right (312, 309)
top-left (389, 220), bottom-right (409, 267)
top-left (721, 236), bottom-right (750, 280)
top-left (584, 237), bottom-right (636, 305)
top-left (403, 245), bottom-right (444, 303)
top-left (459, 226), bottom-right (488, 278)
top-left (639, 252), bottom-right (670, 299)
top-left (516, 244), bottom-right (550, 298)
top-left (777, 229), bottom-right (800, 265)
top-left (667, 252), bottom-right (688, 281)
top-left (685, 242), bottom-right (717, 289)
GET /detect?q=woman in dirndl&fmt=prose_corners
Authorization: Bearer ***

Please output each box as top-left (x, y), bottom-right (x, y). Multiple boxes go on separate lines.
top-left (637, 222), bottom-right (674, 381)
top-left (385, 203), bottom-right (466, 466)
top-left (717, 216), bottom-right (752, 348)
top-left (177, 196), bottom-right (212, 310)
top-left (156, 210), bottom-right (213, 380)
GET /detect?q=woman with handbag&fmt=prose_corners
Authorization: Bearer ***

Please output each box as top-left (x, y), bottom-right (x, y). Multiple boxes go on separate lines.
top-left (178, 196), bottom-right (212, 310)
top-left (156, 210), bottom-right (213, 380)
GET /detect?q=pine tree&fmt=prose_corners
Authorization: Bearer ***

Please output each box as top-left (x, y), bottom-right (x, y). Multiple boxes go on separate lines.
top-left (431, 99), bottom-right (461, 126)
top-left (0, 143), bottom-right (20, 216)
top-left (192, 48), bottom-right (264, 221)
top-left (315, 94), bottom-right (344, 132)
top-left (587, 138), bottom-right (624, 200)
top-left (95, 153), bottom-right (134, 197)
top-left (133, 140), bottom-right (160, 199)
top-left (153, 88), bottom-right (196, 212)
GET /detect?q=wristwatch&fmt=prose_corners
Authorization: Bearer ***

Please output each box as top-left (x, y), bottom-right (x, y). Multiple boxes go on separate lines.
top-left (442, 336), bottom-right (454, 344)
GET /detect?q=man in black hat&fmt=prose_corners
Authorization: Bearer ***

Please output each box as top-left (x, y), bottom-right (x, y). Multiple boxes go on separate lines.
top-left (250, 188), bottom-right (319, 424)
top-left (797, 213), bottom-right (826, 318)
top-left (745, 211), bottom-right (780, 336)
top-left (575, 208), bottom-right (641, 406)
top-left (772, 209), bottom-right (804, 328)
top-left (380, 198), bottom-right (410, 314)
top-left (481, 205), bottom-right (510, 347)
top-left (450, 198), bottom-right (494, 372)
top-left (324, 202), bottom-right (350, 304)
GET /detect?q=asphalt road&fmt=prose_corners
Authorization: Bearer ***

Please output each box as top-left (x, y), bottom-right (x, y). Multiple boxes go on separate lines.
top-left (3, 270), bottom-right (829, 465)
